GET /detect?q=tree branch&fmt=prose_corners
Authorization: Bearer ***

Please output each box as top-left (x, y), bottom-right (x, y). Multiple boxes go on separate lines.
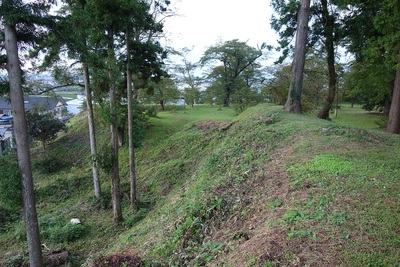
top-left (31, 83), bottom-right (84, 95)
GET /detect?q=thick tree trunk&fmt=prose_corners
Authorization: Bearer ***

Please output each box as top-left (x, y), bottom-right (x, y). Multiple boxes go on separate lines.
top-left (160, 100), bottom-right (165, 110)
top-left (318, 0), bottom-right (337, 120)
top-left (126, 29), bottom-right (137, 209)
top-left (284, 0), bottom-right (311, 113)
top-left (5, 18), bottom-right (44, 267)
top-left (108, 28), bottom-right (122, 224)
top-left (387, 49), bottom-right (400, 134)
top-left (83, 64), bottom-right (101, 199)
top-left (223, 89), bottom-right (231, 107)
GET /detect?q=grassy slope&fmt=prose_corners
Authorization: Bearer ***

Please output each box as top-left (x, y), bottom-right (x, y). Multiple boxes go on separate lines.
top-left (1, 104), bottom-right (399, 266)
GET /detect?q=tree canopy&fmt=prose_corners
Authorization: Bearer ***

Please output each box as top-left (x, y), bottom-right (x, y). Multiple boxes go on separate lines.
top-left (200, 39), bottom-right (266, 107)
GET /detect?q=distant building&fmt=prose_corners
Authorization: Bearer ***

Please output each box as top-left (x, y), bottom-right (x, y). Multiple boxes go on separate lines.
top-left (0, 95), bottom-right (68, 118)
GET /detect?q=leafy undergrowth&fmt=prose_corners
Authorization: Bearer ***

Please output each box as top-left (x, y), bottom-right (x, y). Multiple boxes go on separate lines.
top-left (1, 104), bottom-right (399, 267)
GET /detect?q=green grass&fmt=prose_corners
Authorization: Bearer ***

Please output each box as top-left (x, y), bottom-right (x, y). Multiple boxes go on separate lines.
top-left (332, 103), bottom-right (387, 130)
top-left (1, 103), bottom-right (399, 266)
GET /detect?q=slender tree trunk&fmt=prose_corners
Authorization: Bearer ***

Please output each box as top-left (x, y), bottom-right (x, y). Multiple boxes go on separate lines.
top-left (318, 0), bottom-right (337, 120)
top-left (108, 28), bottom-right (122, 224)
top-left (126, 29), bottom-right (137, 209)
top-left (83, 63), bottom-right (101, 198)
top-left (160, 100), bottom-right (165, 110)
top-left (117, 126), bottom-right (125, 147)
top-left (284, 0), bottom-right (311, 113)
top-left (4, 18), bottom-right (44, 267)
top-left (387, 49), bottom-right (400, 134)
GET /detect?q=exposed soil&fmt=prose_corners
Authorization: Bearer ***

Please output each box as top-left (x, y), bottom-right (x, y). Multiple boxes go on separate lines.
top-left (195, 120), bottom-right (234, 131)
top-left (202, 135), bottom-right (342, 267)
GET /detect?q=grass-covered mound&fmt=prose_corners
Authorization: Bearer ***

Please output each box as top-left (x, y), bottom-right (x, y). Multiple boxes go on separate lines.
top-left (0, 104), bottom-right (399, 267)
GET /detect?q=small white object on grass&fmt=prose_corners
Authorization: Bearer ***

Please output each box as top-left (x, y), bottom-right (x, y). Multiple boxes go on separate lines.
top-left (70, 218), bottom-right (81, 224)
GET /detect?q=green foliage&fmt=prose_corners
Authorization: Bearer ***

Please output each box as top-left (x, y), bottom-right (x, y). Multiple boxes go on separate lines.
top-left (95, 101), bottom-right (150, 148)
top-left (141, 105), bottom-right (158, 118)
top-left (1, 254), bottom-right (27, 267)
top-left (283, 209), bottom-right (305, 224)
top-left (49, 223), bottom-right (88, 243)
top-left (40, 217), bottom-right (88, 244)
top-left (33, 152), bottom-right (66, 174)
top-left (26, 111), bottom-right (67, 150)
top-left (263, 55), bottom-right (330, 114)
top-left (0, 153), bottom-right (22, 211)
top-left (200, 39), bottom-right (266, 107)
top-left (139, 78), bottom-right (181, 109)
top-left (153, 196), bottom-right (225, 265)
top-left (339, 0), bottom-right (400, 113)
top-left (2, 104), bottom-right (400, 266)
top-left (35, 171), bottom-right (91, 204)
top-left (268, 198), bottom-right (283, 209)
top-left (96, 143), bottom-right (113, 174)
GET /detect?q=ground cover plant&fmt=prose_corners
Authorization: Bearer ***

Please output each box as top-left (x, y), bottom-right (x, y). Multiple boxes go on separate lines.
top-left (0, 104), bottom-right (399, 267)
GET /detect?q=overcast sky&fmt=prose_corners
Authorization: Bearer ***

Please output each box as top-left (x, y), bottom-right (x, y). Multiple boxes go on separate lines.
top-left (163, 0), bottom-right (278, 63)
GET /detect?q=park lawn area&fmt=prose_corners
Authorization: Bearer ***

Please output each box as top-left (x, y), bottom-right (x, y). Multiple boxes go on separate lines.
top-left (156, 104), bottom-right (236, 130)
top-left (332, 103), bottom-right (386, 131)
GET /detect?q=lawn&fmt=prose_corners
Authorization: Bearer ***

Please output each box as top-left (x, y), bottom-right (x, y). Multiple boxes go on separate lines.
top-left (332, 103), bottom-right (386, 131)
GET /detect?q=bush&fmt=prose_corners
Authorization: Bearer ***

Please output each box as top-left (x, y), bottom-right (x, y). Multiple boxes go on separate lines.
top-left (141, 105), bottom-right (158, 118)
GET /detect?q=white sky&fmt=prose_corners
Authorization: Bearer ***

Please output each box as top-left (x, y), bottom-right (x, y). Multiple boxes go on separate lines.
top-left (163, 0), bottom-right (279, 63)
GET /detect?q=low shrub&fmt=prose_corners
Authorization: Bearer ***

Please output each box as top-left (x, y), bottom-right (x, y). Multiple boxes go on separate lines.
top-left (141, 105), bottom-right (158, 118)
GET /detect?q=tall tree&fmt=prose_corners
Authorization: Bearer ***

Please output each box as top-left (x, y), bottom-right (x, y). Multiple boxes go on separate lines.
top-left (68, 0), bottom-right (102, 199)
top-left (283, 0), bottom-right (311, 113)
top-left (2, 0), bottom-right (48, 265)
top-left (140, 77), bottom-right (180, 110)
top-left (338, 0), bottom-right (400, 133)
top-left (30, 0), bottom-right (103, 199)
top-left (126, 28), bottom-right (137, 208)
top-left (200, 39), bottom-right (265, 107)
top-left (271, 0), bottom-right (341, 116)
top-left (316, 0), bottom-right (337, 119)
top-left (171, 47), bottom-right (202, 107)
top-left (124, 0), bottom-right (169, 207)
top-left (387, 51), bottom-right (400, 133)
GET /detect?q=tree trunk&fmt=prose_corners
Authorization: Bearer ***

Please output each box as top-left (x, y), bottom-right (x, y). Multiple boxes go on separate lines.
top-left (160, 100), bottom-right (165, 110)
top-left (117, 126), bottom-right (125, 147)
top-left (108, 28), bottom-right (122, 224)
top-left (387, 48), bottom-right (400, 134)
top-left (4, 17), bottom-right (44, 267)
top-left (223, 89), bottom-right (231, 107)
top-left (284, 0), bottom-right (311, 113)
top-left (126, 29), bottom-right (137, 209)
top-left (317, 0), bottom-right (337, 120)
top-left (83, 63), bottom-right (101, 199)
